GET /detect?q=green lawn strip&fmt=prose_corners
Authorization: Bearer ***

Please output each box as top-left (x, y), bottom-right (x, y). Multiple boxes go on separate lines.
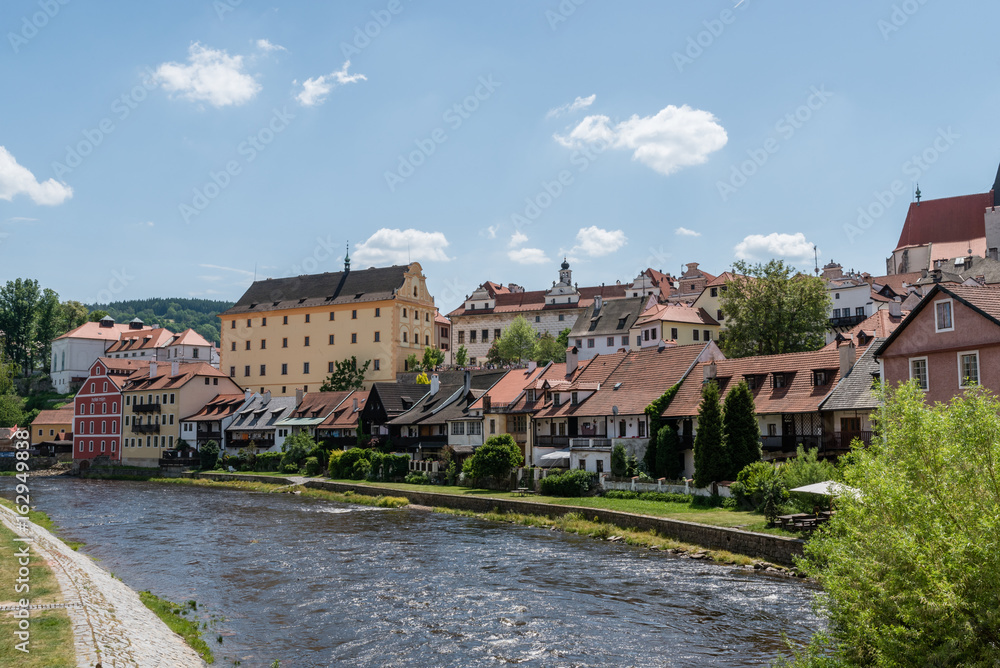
top-left (0, 498), bottom-right (84, 551)
top-left (0, 521), bottom-right (75, 667)
top-left (148, 476), bottom-right (409, 508)
top-left (138, 591), bottom-right (213, 664)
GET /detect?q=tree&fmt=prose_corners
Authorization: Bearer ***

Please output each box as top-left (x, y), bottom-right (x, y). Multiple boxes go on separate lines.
top-left (87, 310), bottom-right (110, 322)
top-left (533, 331), bottom-right (564, 365)
top-left (555, 328), bottom-right (570, 360)
top-left (320, 356), bottom-right (371, 391)
top-left (421, 346), bottom-right (444, 371)
top-left (405, 353), bottom-right (421, 372)
top-left (719, 259), bottom-right (830, 358)
top-left (0, 278), bottom-right (41, 376)
top-left (281, 430), bottom-right (316, 469)
top-left (455, 345), bottom-right (468, 367)
top-left (656, 423), bottom-right (684, 479)
top-left (415, 372), bottom-right (430, 384)
top-left (611, 443), bottom-right (627, 477)
top-left (486, 339), bottom-right (504, 366)
top-left (722, 380), bottom-right (761, 478)
top-left (693, 381), bottom-right (727, 487)
top-left (57, 300), bottom-right (89, 334)
top-left (200, 440), bottom-right (220, 470)
top-left (34, 288), bottom-right (60, 373)
top-left (463, 434), bottom-right (523, 484)
top-left (794, 383), bottom-right (1000, 666)
top-left (781, 446), bottom-right (838, 513)
top-left (497, 315), bottom-right (536, 365)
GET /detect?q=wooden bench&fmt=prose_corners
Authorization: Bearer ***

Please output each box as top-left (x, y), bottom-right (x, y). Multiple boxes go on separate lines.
top-left (513, 487), bottom-right (536, 497)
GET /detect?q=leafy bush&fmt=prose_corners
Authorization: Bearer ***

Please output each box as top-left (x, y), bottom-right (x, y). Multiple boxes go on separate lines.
top-left (780, 446), bottom-right (839, 513)
top-left (404, 472), bottom-right (431, 485)
top-left (281, 463), bottom-right (299, 474)
top-left (540, 469), bottom-right (596, 497)
top-left (603, 490), bottom-right (694, 504)
top-left (611, 444), bottom-right (627, 477)
top-left (730, 461), bottom-right (788, 521)
top-left (328, 450), bottom-right (343, 474)
top-left (721, 497), bottom-right (738, 510)
top-left (463, 435), bottom-right (523, 487)
top-left (280, 431), bottom-right (315, 470)
top-left (199, 441), bottom-right (220, 471)
top-left (302, 457), bottom-right (321, 477)
top-left (690, 494), bottom-right (726, 509)
top-left (254, 452), bottom-right (281, 472)
top-left (350, 459), bottom-right (371, 481)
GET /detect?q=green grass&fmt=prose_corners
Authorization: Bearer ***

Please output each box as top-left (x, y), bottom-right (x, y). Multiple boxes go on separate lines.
top-left (138, 591), bottom-right (214, 664)
top-left (146, 476), bottom-right (410, 508)
top-left (0, 498), bottom-right (84, 550)
top-left (0, 521), bottom-right (76, 667)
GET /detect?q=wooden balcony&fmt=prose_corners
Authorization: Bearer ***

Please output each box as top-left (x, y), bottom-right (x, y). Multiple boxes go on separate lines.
top-left (536, 435), bottom-right (570, 447)
top-left (132, 424), bottom-right (160, 434)
top-left (132, 403), bottom-right (162, 413)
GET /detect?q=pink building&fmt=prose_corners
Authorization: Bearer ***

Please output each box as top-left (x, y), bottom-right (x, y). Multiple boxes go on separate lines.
top-left (73, 358), bottom-right (150, 467)
top-left (875, 284), bottom-right (1000, 403)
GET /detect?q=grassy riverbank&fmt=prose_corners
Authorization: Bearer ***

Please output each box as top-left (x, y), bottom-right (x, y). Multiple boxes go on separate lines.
top-left (0, 520), bottom-right (75, 667)
top-left (141, 476), bottom-right (410, 508)
top-left (138, 591), bottom-right (214, 664)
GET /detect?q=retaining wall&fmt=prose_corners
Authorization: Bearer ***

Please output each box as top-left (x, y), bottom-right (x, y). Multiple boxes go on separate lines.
top-left (197, 472), bottom-right (295, 485)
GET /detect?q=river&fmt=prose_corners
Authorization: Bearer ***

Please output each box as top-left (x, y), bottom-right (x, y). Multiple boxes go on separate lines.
top-left (3, 477), bottom-right (821, 667)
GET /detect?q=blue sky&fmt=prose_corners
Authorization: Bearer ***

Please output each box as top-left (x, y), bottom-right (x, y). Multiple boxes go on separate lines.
top-left (2, 1), bottom-right (998, 311)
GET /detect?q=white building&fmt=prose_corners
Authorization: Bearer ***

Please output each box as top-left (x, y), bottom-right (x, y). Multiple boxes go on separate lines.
top-left (51, 317), bottom-right (152, 392)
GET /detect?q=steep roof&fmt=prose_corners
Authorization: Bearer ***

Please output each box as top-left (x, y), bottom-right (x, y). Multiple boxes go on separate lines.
top-left (320, 390), bottom-right (369, 429)
top-left (123, 362), bottom-right (229, 392)
top-left (571, 343), bottom-right (717, 417)
top-left (222, 264), bottom-right (412, 316)
top-left (182, 394), bottom-right (247, 422)
top-left (568, 296), bottom-right (649, 338)
top-left (289, 391), bottom-right (353, 419)
top-left (532, 351), bottom-right (630, 418)
top-left (870, 272), bottom-right (924, 297)
top-left (894, 192), bottom-right (991, 251)
top-left (634, 303), bottom-right (719, 327)
top-left (821, 341), bottom-right (883, 412)
top-left (31, 407), bottom-right (75, 425)
top-left (821, 309), bottom-right (908, 350)
top-left (54, 321), bottom-right (151, 342)
top-left (228, 395), bottom-right (297, 431)
top-left (663, 348), bottom-right (854, 418)
top-left (447, 284), bottom-right (628, 317)
top-left (105, 328), bottom-right (176, 354)
top-left (368, 382), bottom-right (427, 418)
top-left (876, 284), bottom-right (1000, 358)
top-left (168, 328), bottom-right (213, 347)
top-left (469, 365), bottom-right (547, 411)
top-left (387, 384), bottom-right (464, 425)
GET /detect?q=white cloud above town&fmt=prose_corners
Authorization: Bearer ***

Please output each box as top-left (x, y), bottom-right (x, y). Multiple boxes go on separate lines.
top-left (352, 228), bottom-right (450, 266)
top-left (0, 146), bottom-right (72, 205)
top-left (508, 248), bottom-right (550, 265)
top-left (734, 232), bottom-right (816, 263)
top-left (565, 226), bottom-right (626, 258)
top-left (554, 104), bottom-right (728, 176)
top-left (675, 226), bottom-right (701, 237)
top-left (295, 60), bottom-right (367, 107)
top-left (255, 39), bottom-right (286, 53)
top-left (508, 230), bottom-right (529, 247)
top-left (155, 43), bottom-right (261, 107)
top-left (546, 94), bottom-right (596, 119)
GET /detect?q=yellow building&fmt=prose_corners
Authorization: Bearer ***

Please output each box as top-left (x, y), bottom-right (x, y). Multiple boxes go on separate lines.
top-left (120, 361), bottom-right (242, 467)
top-left (30, 407), bottom-right (74, 446)
top-left (691, 271), bottom-right (738, 331)
top-left (630, 303), bottom-right (721, 347)
top-left (219, 261), bottom-right (436, 396)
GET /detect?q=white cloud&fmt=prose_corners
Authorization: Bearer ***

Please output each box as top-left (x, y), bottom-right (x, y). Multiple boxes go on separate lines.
top-left (4, 217), bottom-right (38, 224)
top-left (508, 248), bottom-right (550, 265)
top-left (546, 94), bottom-right (596, 119)
top-left (483, 225), bottom-right (498, 239)
top-left (734, 232), bottom-right (816, 263)
top-left (295, 60), bottom-right (366, 107)
top-left (508, 231), bottom-right (529, 248)
top-left (566, 226), bottom-right (626, 258)
top-left (199, 263), bottom-right (255, 278)
top-left (554, 104), bottom-right (727, 176)
top-left (155, 43), bottom-right (261, 107)
top-left (256, 39), bottom-right (286, 52)
top-left (353, 228), bottom-right (450, 266)
top-left (675, 227), bottom-right (701, 237)
top-left (0, 146), bottom-right (72, 205)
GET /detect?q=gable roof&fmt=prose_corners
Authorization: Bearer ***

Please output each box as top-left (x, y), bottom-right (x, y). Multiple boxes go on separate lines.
top-left (469, 364), bottom-right (547, 411)
top-left (820, 341), bottom-right (883, 412)
top-left (123, 362), bottom-right (229, 392)
top-left (105, 328), bottom-right (176, 354)
top-left (181, 394), bottom-right (247, 422)
top-left (875, 284), bottom-right (1000, 357)
top-left (869, 272), bottom-right (925, 297)
top-left (532, 351), bottom-right (630, 418)
top-left (447, 284), bottom-right (629, 317)
top-left (894, 192), bottom-right (991, 251)
top-left (168, 328), bottom-right (213, 347)
top-left (222, 264), bottom-right (412, 316)
top-left (821, 309), bottom-right (908, 350)
top-left (634, 303), bottom-right (719, 327)
top-left (568, 296), bottom-right (649, 338)
top-left (320, 390), bottom-right (369, 429)
top-left (31, 407), bottom-right (75, 425)
top-left (228, 395), bottom-right (297, 431)
top-left (54, 321), bottom-right (152, 342)
top-left (387, 384), bottom-right (464, 426)
top-left (367, 382), bottom-right (427, 417)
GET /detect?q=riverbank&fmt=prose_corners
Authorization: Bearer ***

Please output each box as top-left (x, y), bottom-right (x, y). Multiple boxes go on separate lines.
top-left (0, 502), bottom-right (207, 667)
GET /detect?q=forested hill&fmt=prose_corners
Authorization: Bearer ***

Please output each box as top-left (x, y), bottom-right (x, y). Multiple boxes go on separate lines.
top-left (87, 298), bottom-right (233, 343)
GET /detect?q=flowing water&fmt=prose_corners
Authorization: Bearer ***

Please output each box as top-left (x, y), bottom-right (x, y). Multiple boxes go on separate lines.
top-left (3, 477), bottom-right (821, 667)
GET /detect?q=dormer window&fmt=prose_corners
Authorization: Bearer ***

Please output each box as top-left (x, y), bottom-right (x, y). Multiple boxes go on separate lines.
top-left (773, 373), bottom-right (788, 388)
top-left (571, 392), bottom-right (578, 405)
top-left (812, 370), bottom-right (829, 386)
top-left (552, 392), bottom-right (560, 406)
top-left (526, 390), bottom-right (535, 402)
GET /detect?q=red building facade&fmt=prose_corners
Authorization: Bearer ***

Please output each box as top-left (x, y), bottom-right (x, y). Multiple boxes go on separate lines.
top-left (73, 358), bottom-right (148, 465)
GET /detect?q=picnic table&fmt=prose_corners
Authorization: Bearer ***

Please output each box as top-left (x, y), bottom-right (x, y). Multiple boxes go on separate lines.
top-left (513, 487), bottom-right (536, 497)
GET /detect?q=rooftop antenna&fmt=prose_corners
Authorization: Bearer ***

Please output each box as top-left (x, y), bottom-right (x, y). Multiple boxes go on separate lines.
top-left (813, 245), bottom-right (819, 275)
top-left (344, 242), bottom-right (351, 272)
top-left (915, 183), bottom-right (922, 206)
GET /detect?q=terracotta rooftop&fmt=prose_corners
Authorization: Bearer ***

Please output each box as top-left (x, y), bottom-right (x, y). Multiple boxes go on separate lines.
top-left (821, 309), bottom-right (908, 350)
top-left (469, 365), bottom-right (546, 411)
top-left (182, 394), bottom-right (247, 422)
top-left (634, 303), bottom-right (719, 327)
top-left (894, 192), bottom-right (991, 251)
top-left (320, 390), bottom-right (369, 429)
top-left (31, 407), bottom-right (75, 425)
top-left (448, 285), bottom-right (628, 317)
top-left (105, 328), bottom-right (176, 353)
top-left (54, 321), bottom-right (152, 342)
top-left (123, 362), bottom-right (229, 392)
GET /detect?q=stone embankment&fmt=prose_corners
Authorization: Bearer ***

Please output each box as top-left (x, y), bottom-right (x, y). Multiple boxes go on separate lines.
top-left (0, 504), bottom-right (205, 668)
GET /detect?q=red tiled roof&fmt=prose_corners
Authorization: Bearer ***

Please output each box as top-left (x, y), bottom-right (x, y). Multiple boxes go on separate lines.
top-left (870, 272), bottom-right (924, 297)
top-left (821, 310), bottom-right (908, 350)
top-left (291, 391), bottom-right (353, 419)
top-left (945, 284), bottom-right (1000, 320)
top-left (448, 285), bottom-right (628, 317)
top-left (320, 390), bottom-right (370, 428)
top-left (31, 408), bottom-right (75, 425)
top-left (895, 192), bottom-right (991, 251)
top-left (663, 348), bottom-right (857, 418)
top-left (124, 362), bottom-right (228, 391)
top-left (434, 310), bottom-right (450, 325)
top-left (533, 352), bottom-right (630, 418)
top-left (169, 328), bottom-right (212, 347)
top-left (105, 328), bottom-right (175, 353)
top-left (635, 303), bottom-right (719, 327)
top-left (182, 394), bottom-right (246, 421)
top-left (469, 365), bottom-right (546, 410)
top-left (54, 322), bottom-right (153, 342)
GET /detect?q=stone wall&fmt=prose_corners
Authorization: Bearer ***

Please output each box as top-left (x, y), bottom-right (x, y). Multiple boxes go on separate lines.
top-left (602, 479), bottom-right (733, 498)
top-left (303, 480), bottom-right (803, 565)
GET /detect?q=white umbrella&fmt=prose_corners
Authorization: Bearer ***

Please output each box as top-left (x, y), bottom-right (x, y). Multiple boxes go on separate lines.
top-left (790, 480), bottom-right (859, 498)
top-left (539, 449), bottom-right (570, 461)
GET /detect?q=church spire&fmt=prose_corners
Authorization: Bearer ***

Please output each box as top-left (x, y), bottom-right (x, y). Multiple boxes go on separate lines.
top-left (344, 242), bottom-right (351, 272)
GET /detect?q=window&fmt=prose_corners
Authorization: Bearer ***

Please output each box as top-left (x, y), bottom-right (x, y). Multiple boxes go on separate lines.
top-left (717, 309), bottom-right (724, 321)
top-left (283, 315), bottom-right (288, 325)
top-left (328, 361), bottom-right (335, 373)
top-left (247, 318), bottom-right (252, 327)
top-left (835, 293), bottom-right (840, 300)
top-left (281, 364), bottom-right (288, 375)
top-left (374, 332), bottom-right (380, 342)
top-left (643, 329), bottom-right (650, 342)
top-left (375, 308), bottom-right (380, 317)
top-left (773, 373), bottom-right (787, 388)
top-left (935, 299), bottom-right (954, 332)
top-left (587, 338), bottom-right (595, 348)
top-left (330, 311), bottom-right (335, 321)
top-left (704, 330), bottom-right (711, 341)
top-left (469, 330), bottom-right (476, 342)
top-left (352, 310), bottom-right (357, 319)
top-left (244, 365), bottom-right (250, 377)
top-left (812, 370), bottom-right (829, 386)
top-left (607, 337), bottom-right (614, 346)
top-left (489, 419), bottom-right (496, 434)
top-left (638, 420), bottom-right (646, 438)
top-left (126, 395), bottom-right (131, 406)
top-left (260, 364), bottom-right (266, 376)
top-left (169, 394), bottom-right (174, 404)
top-left (482, 329), bottom-right (489, 341)
top-left (402, 308), bottom-right (407, 318)
top-left (451, 422), bottom-right (465, 435)
top-left (535, 315), bottom-right (541, 323)
top-left (282, 337), bottom-right (288, 348)
top-left (326, 334), bottom-right (334, 345)
top-left (671, 327), bottom-right (678, 340)
top-left (855, 307), bottom-right (865, 317)
top-left (468, 421), bottom-right (482, 436)
top-left (113, 401), bottom-right (118, 412)
top-left (304, 336), bottom-right (310, 347)
top-left (373, 359), bottom-right (380, 371)
top-left (229, 366), bottom-right (236, 377)
top-left (571, 392), bottom-right (578, 405)
top-left (262, 317), bottom-right (267, 326)
top-left (958, 352), bottom-right (979, 387)
top-left (304, 362), bottom-right (310, 374)
top-left (231, 320), bottom-right (236, 329)
top-left (494, 328), bottom-right (501, 340)
top-left (910, 357), bottom-right (928, 390)
top-left (261, 339), bottom-right (266, 349)
top-left (693, 329), bottom-right (700, 341)
top-left (305, 314), bottom-right (311, 323)
top-left (552, 393), bottom-right (561, 406)
top-left (246, 340), bottom-right (251, 350)
top-left (231, 342), bottom-right (236, 352)
top-left (619, 420), bottom-right (627, 438)
top-left (458, 331), bottom-right (465, 344)
top-left (169, 414), bottom-right (174, 425)
top-left (352, 333), bottom-right (358, 344)
top-left (710, 287), bottom-right (718, 297)
top-left (833, 308), bottom-right (841, 318)
top-left (621, 336), bottom-right (628, 346)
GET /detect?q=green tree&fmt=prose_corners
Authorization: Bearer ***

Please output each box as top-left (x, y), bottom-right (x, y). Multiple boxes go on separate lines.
top-left (320, 356), bottom-right (371, 391)
top-left (421, 345), bottom-right (444, 371)
top-left (795, 383), bottom-right (1000, 666)
top-left (57, 300), bottom-right (89, 334)
top-left (781, 446), bottom-right (839, 513)
top-left (281, 430), bottom-right (316, 469)
top-left (200, 440), bottom-right (220, 470)
top-left (722, 380), bottom-right (761, 478)
top-left (455, 345), bottom-right (468, 367)
top-left (486, 339), bottom-right (505, 366)
top-left (532, 331), bottom-right (564, 365)
top-left (463, 434), bottom-right (523, 484)
top-left (415, 372), bottom-right (430, 384)
top-left (555, 328), bottom-right (570, 360)
top-left (0, 278), bottom-right (41, 376)
top-left (719, 259), bottom-right (830, 358)
top-left (497, 315), bottom-right (536, 365)
top-left (643, 430), bottom-right (658, 473)
top-left (610, 443), bottom-right (627, 477)
top-left (405, 353), bottom-right (421, 372)
top-left (34, 288), bottom-right (60, 373)
top-left (656, 423), bottom-right (684, 479)
top-left (693, 381), bottom-right (727, 487)
top-left (87, 310), bottom-right (110, 322)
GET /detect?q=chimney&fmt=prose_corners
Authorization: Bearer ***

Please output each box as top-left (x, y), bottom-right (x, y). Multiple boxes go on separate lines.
top-left (430, 373), bottom-right (440, 396)
top-left (527, 360), bottom-right (537, 373)
top-left (930, 268), bottom-right (942, 283)
top-left (566, 346), bottom-right (578, 375)
top-left (703, 362), bottom-right (717, 382)
top-left (295, 387), bottom-right (304, 405)
top-left (263, 389), bottom-right (271, 404)
top-left (352, 397), bottom-right (359, 411)
top-left (482, 394), bottom-right (492, 413)
top-left (245, 388), bottom-right (252, 401)
top-left (171, 360), bottom-right (179, 377)
top-left (839, 342), bottom-right (856, 378)
top-left (593, 295), bottom-right (603, 313)
top-left (463, 369), bottom-right (471, 395)
top-left (888, 301), bottom-right (902, 317)
top-left (149, 362), bottom-right (157, 378)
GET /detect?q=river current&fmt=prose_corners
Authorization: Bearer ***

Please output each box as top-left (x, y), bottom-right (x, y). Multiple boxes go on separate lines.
top-left (3, 477), bottom-right (821, 667)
